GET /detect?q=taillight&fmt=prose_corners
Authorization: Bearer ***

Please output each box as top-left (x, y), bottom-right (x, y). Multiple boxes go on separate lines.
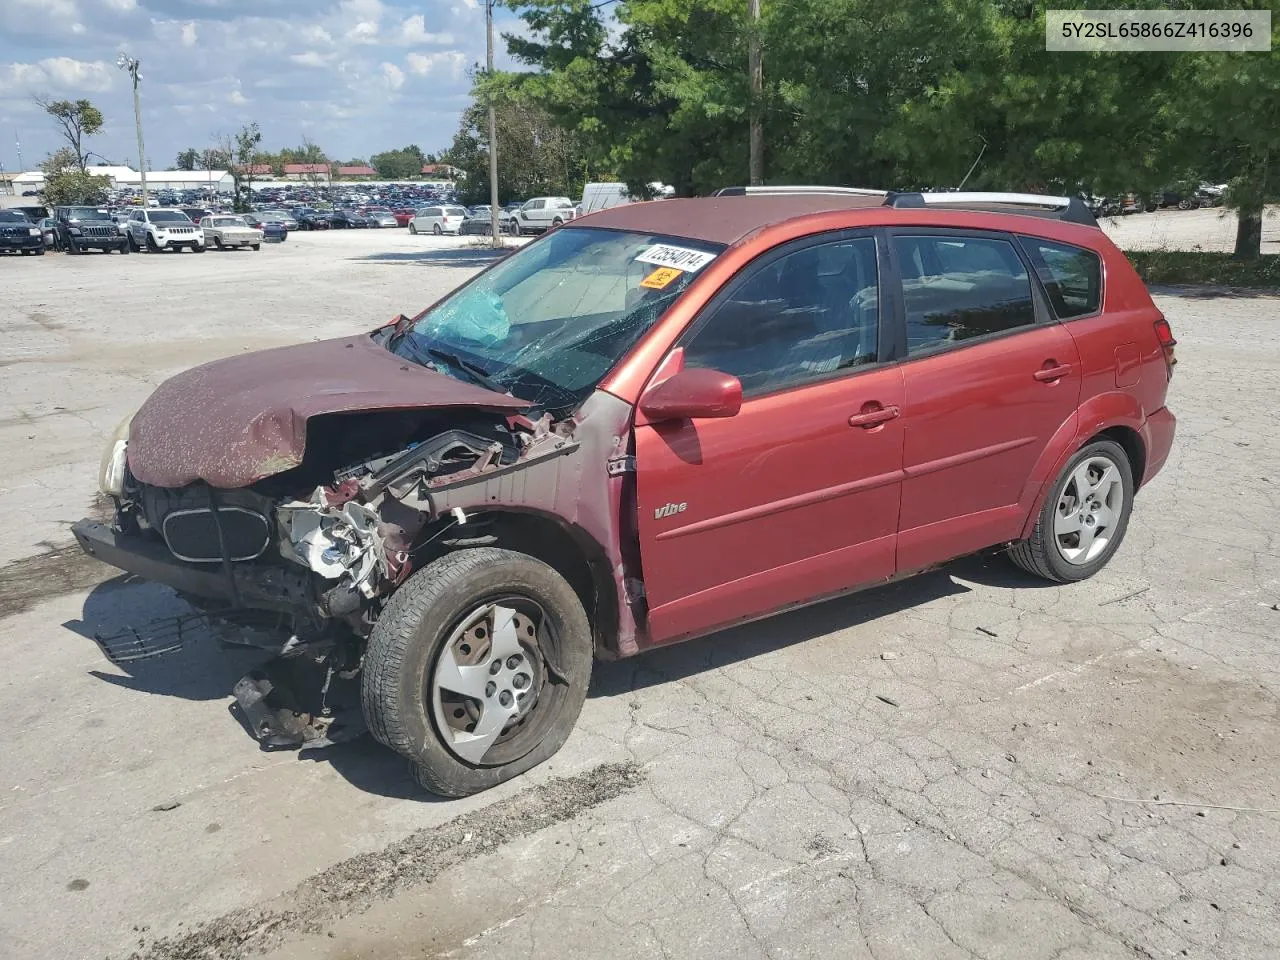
top-left (1154, 316), bottom-right (1177, 379)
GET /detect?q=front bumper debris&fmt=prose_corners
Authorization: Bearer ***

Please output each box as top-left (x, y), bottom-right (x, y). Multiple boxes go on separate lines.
top-left (232, 657), bottom-right (366, 750)
top-left (71, 518), bottom-right (315, 614)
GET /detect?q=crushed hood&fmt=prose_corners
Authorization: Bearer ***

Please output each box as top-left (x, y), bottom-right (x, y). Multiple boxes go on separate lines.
top-left (127, 333), bottom-right (530, 489)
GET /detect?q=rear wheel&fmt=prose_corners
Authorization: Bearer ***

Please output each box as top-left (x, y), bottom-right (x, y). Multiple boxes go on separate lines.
top-left (432, 223), bottom-right (442, 235)
top-left (1008, 439), bottom-right (1134, 583)
top-left (409, 223), bottom-right (418, 234)
top-left (362, 547), bottom-right (592, 798)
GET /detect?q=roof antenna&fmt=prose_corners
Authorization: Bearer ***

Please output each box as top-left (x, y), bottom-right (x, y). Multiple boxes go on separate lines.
top-left (957, 136), bottom-right (988, 191)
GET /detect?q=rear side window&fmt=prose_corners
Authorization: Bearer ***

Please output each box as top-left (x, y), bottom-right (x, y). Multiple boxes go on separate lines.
top-left (1020, 238), bottom-right (1102, 319)
top-left (893, 235), bottom-right (1036, 355)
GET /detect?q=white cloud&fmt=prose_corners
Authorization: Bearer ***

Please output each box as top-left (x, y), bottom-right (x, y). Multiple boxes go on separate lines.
top-left (289, 51), bottom-right (331, 68)
top-left (103, 0), bottom-right (137, 10)
top-left (1, 57), bottom-right (115, 94)
top-left (398, 13), bottom-right (453, 45)
top-left (181, 22), bottom-right (198, 46)
top-left (381, 61), bottom-right (404, 90)
top-left (346, 20), bottom-right (378, 42)
top-left (300, 24), bottom-right (333, 45)
top-left (229, 89), bottom-right (248, 105)
top-left (406, 50), bottom-right (467, 78)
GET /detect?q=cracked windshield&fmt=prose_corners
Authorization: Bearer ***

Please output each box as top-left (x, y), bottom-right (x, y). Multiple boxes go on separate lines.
top-left (391, 227), bottom-right (724, 409)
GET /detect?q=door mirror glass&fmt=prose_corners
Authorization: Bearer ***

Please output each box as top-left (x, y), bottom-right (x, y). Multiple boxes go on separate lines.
top-left (639, 367), bottom-right (743, 422)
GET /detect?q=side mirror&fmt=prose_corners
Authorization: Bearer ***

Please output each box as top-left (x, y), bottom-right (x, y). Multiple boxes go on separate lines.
top-left (639, 367), bottom-right (743, 422)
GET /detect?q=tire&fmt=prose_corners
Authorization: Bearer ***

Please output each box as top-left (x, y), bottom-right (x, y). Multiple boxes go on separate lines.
top-left (145, 234), bottom-right (159, 253)
top-left (251, 243), bottom-right (260, 251)
top-left (409, 223), bottom-right (417, 234)
top-left (1008, 439), bottom-right (1134, 583)
top-left (214, 237), bottom-right (224, 250)
top-left (118, 243), bottom-right (128, 255)
top-left (552, 217), bottom-right (563, 227)
top-left (34, 247), bottom-right (45, 256)
top-left (432, 223), bottom-right (442, 235)
top-left (67, 238), bottom-right (81, 255)
top-left (128, 234), bottom-right (140, 252)
top-left (362, 547), bottom-right (593, 798)
top-left (193, 242), bottom-right (206, 253)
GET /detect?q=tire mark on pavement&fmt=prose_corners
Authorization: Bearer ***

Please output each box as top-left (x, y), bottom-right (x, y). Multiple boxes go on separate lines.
top-left (117, 761), bottom-right (645, 960)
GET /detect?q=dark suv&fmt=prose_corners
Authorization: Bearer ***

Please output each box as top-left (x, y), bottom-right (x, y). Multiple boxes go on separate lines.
top-left (0, 210), bottom-right (44, 255)
top-left (55, 206), bottom-right (129, 255)
top-left (73, 188), bottom-right (1175, 798)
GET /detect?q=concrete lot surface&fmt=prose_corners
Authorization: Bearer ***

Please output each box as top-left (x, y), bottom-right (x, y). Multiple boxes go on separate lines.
top-left (1, 219), bottom-right (1278, 960)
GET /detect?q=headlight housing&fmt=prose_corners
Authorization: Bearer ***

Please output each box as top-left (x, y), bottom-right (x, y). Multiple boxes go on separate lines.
top-left (28, 227), bottom-right (41, 237)
top-left (98, 413), bottom-right (134, 498)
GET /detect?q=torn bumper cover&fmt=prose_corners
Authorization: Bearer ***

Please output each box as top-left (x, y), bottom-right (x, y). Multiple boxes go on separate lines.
top-left (72, 519), bottom-right (317, 614)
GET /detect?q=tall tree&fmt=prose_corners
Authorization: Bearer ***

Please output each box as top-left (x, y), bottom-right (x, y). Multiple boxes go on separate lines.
top-left (175, 148), bottom-right (200, 171)
top-left (371, 145), bottom-right (427, 179)
top-left (32, 97), bottom-right (104, 172)
top-left (220, 122), bottom-right (263, 212)
top-left (40, 147), bottom-right (111, 205)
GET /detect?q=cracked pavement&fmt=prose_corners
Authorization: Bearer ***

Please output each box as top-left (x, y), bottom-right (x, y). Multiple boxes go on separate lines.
top-left (1, 220), bottom-right (1278, 960)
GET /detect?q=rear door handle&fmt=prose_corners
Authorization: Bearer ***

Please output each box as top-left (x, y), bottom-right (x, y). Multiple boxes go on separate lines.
top-left (849, 404), bottom-right (901, 428)
top-left (1033, 363), bottom-right (1072, 382)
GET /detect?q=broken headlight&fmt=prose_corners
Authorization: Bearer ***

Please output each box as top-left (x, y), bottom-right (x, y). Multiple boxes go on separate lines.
top-left (98, 412), bottom-right (134, 497)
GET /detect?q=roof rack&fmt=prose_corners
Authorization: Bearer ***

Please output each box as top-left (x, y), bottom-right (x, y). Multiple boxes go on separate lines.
top-left (712, 185), bottom-right (888, 197)
top-left (885, 191), bottom-right (1098, 227)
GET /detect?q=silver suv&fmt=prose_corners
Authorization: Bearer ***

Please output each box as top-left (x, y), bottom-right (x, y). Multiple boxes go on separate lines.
top-left (125, 208), bottom-right (206, 253)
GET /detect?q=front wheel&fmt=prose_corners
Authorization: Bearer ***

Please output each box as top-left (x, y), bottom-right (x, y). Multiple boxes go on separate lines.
top-left (1008, 439), bottom-right (1134, 583)
top-left (362, 547), bottom-right (593, 798)
top-left (409, 223), bottom-right (417, 234)
top-left (128, 234), bottom-right (140, 252)
top-left (214, 237), bottom-right (224, 250)
top-left (67, 238), bottom-right (81, 254)
top-left (145, 234), bottom-right (159, 253)
top-left (193, 242), bottom-right (205, 253)
top-left (251, 243), bottom-right (261, 251)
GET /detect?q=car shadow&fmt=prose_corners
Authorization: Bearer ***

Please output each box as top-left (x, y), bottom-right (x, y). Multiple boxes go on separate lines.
top-left (1147, 283), bottom-right (1279, 300)
top-left (354, 248), bottom-right (514, 267)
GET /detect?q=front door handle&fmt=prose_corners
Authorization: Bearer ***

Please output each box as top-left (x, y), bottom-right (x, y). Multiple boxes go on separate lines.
top-left (1034, 362), bottom-right (1072, 382)
top-left (849, 404), bottom-right (901, 428)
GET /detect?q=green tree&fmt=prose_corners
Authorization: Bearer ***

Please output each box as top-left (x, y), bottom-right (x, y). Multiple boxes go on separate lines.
top-left (175, 148), bottom-right (200, 171)
top-left (40, 147), bottom-right (111, 205)
top-left (370, 145), bottom-right (427, 179)
top-left (32, 96), bottom-right (105, 172)
top-left (221, 122), bottom-right (263, 211)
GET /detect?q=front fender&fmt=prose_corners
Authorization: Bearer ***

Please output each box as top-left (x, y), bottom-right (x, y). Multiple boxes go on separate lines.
top-left (1016, 390), bottom-right (1146, 541)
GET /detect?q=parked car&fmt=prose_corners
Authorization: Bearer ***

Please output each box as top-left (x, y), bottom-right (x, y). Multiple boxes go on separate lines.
top-left (392, 208), bottom-right (415, 227)
top-left (509, 196), bottom-right (578, 234)
top-left (37, 217), bottom-right (58, 250)
top-left (241, 213), bottom-right (288, 242)
top-left (202, 214), bottom-right (264, 251)
top-left (459, 208), bottom-right (520, 236)
top-left (362, 206), bottom-right (400, 228)
top-left (329, 209), bottom-right (371, 229)
top-left (295, 208), bottom-right (332, 230)
top-left (0, 210), bottom-right (44, 255)
top-left (124, 208), bottom-right (205, 253)
top-left (257, 210), bottom-right (299, 231)
top-left (409, 204), bottom-right (467, 235)
top-left (55, 205), bottom-right (130, 254)
top-left (71, 187), bottom-right (1176, 798)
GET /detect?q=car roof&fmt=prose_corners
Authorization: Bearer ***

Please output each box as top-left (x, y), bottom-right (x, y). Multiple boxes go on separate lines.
top-left (574, 194), bottom-right (1103, 246)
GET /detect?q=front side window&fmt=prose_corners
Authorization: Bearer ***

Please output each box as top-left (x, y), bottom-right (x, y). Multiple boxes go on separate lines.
top-left (525, 199), bottom-right (545, 211)
top-left (893, 234), bottom-right (1036, 355)
top-left (683, 236), bottom-right (880, 396)
top-left (1021, 237), bottom-right (1102, 319)
top-left (390, 226), bottom-right (724, 412)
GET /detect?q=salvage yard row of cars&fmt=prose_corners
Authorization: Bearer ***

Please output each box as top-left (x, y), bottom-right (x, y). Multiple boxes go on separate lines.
top-left (73, 186), bottom-right (1176, 799)
top-left (0, 205), bottom-right (284, 256)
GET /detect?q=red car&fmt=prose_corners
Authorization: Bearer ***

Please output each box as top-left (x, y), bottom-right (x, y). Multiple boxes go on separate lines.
top-left (392, 208), bottom-right (415, 227)
top-left (73, 188), bottom-right (1175, 797)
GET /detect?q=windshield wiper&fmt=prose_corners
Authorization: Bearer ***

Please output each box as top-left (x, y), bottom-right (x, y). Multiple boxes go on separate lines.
top-left (423, 347), bottom-right (509, 395)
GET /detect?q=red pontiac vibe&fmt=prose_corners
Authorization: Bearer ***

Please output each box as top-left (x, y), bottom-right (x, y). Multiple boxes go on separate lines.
top-left (73, 187), bottom-right (1176, 796)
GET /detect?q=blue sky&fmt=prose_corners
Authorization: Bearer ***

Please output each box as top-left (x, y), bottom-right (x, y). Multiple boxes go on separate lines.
top-left (0, 0), bottom-right (532, 172)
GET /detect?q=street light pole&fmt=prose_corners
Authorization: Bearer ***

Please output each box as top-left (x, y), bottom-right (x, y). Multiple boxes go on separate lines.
top-left (486, 0), bottom-right (501, 249)
top-left (116, 55), bottom-right (148, 207)
top-left (747, 0), bottom-right (763, 186)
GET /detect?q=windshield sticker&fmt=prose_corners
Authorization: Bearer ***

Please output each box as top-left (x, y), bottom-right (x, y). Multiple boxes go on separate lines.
top-left (640, 266), bottom-right (683, 290)
top-left (634, 244), bottom-right (716, 272)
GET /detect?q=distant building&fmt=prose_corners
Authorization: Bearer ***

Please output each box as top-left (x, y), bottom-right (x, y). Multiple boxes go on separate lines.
top-left (9, 164), bottom-right (233, 193)
top-left (242, 164), bottom-right (274, 177)
top-left (283, 163), bottom-right (331, 180)
top-left (421, 163), bottom-right (462, 179)
top-left (336, 165), bottom-right (377, 178)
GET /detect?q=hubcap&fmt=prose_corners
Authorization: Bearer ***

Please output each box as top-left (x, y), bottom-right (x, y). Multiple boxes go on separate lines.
top-left (430, 600), bottom-right (544, 764)
top-left (1054, 456), bottom-right (1124, 565)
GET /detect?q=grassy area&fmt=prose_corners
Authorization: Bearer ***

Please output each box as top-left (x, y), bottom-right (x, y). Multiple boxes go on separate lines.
top-left (1125, 250), bottom-right (1280, 290)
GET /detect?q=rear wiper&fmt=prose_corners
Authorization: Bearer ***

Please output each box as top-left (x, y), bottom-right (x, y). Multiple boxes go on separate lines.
top-left (424, 347), bottom-right (509, 395)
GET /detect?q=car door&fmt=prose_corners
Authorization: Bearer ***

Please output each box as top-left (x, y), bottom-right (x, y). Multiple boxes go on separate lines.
top-left (520, 199), bottom-right (545, 229)
top-left (633, 231), bottom-right (906, 646)
top-left (887, 229), bottom-right (1083, 571)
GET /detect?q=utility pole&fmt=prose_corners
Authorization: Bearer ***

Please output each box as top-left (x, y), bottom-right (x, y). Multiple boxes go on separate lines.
top-left (15, 131), bottom-right (24, 174)
top-left (116, 55), bottom-right (148, 207)
top-left (486, 0), bottom-right (501, 249)
top-left (747, 0), bottom-right (763, 186)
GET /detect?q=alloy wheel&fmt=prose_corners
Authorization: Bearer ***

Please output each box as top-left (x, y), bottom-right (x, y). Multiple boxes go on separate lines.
top-left (1054, 456), bottom-right (1125, 565)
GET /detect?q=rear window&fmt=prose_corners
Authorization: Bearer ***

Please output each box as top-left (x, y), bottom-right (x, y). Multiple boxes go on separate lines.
top-left (1020, 238), bottom-right (1102, 318)
top-left (445, 207), bottom-right (467, 216)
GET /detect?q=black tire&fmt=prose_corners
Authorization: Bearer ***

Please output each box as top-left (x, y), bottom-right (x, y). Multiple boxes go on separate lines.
top-left (432, 223), bottom-right (443, 235)
top-left (214, 237), bottom-right (223, 250)
top-left (34, 247), bottom-right (45, 255)
top-left (1008, 439), bottom-right (1134, 583)
top-left (67, 238), bottom-right (81, 254)
top-left (128, 233), bottom-right (140, 252)
top-left (118, 242), bottom-right (129, 255)
top-left (362, 547), bottom-right (593, 798)
top-left (552, 217), bottom-right (564, 228)
top-left (146, 234), bottom-right (159, 253)
top-left (409, 223), bottom-right (418, 234)
top-left (251, 243), bottom-right (260, 251)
